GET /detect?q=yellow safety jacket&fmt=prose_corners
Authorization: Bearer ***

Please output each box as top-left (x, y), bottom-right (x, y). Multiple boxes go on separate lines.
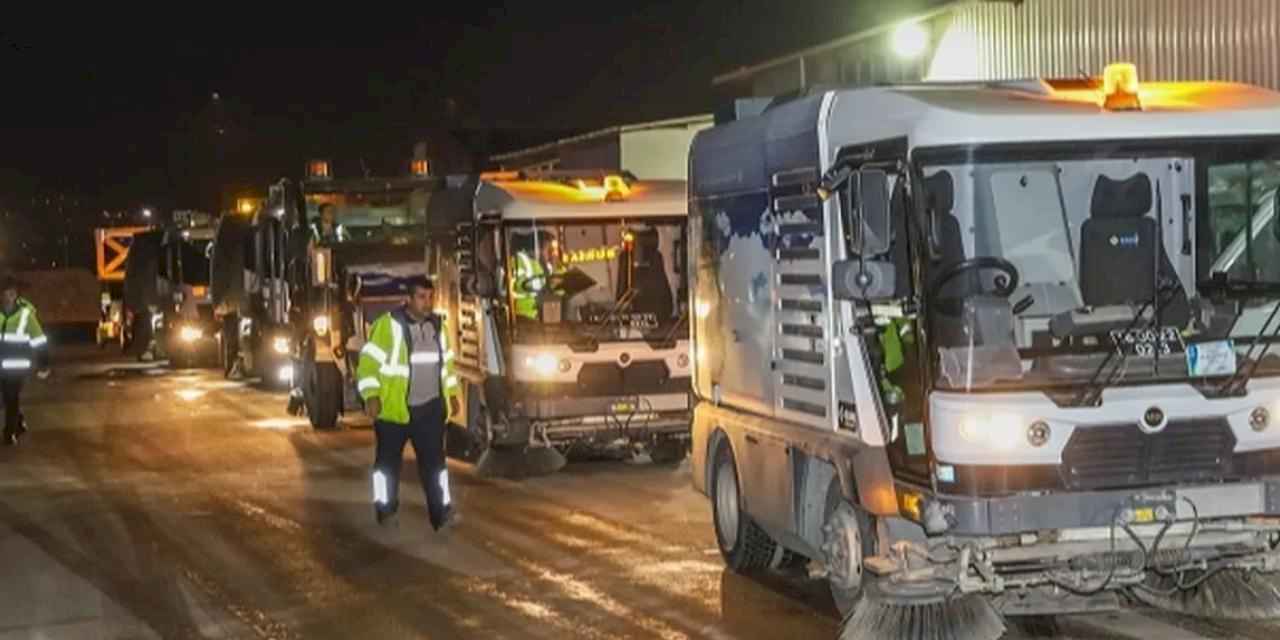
top-left (0, 299), bottom-right (48, 375)
top-left (356, 308), bottom-right (460, 424)
top-left (511, 252), bottom-right (547, 320)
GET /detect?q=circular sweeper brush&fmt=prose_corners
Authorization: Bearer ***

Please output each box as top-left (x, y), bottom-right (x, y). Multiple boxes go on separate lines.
top-left (1132, 569), bottom-right (1280, 620)
top-left (474, 445), bottom-right (567, 479)
top-left (839, 589), bottom-right (1006, 640)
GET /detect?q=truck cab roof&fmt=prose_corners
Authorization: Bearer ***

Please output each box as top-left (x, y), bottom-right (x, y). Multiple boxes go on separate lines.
top-left (475, 176), bottom-right (688, 222)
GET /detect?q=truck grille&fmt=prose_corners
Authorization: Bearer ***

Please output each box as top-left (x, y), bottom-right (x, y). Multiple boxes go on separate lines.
top-left (1061, 418), bottom-right (1236, 491)
top-left (577, 361), bottom-right (676, 396)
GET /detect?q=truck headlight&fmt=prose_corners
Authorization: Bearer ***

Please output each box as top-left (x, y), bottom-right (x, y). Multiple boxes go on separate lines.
top-left (273, 336), bottom-right (291, 355)
top-left (278, 364), bottom-right (294, 383)
top-left (525, 353), bottom-right (563, 378)
top-left (179, 326), bottom-right (204, 342)
top-left (958, 412), bottom-right (1025, 452)
top-left (313, 315), bottom-right (330, 337)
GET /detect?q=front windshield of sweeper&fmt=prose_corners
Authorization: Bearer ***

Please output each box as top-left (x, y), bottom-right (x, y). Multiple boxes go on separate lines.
top-left (919, 138), bottom-right (1280, 396)
top-left (504, 217), bottom-right (687, 345)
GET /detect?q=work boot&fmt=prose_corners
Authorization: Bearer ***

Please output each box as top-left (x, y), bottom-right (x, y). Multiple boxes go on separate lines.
top-left (376, 508), bottom-right (399, 528)
top-left (286, 393), bottom-right (304, 417)
top-left (437, 507), bottom-right (462, 532)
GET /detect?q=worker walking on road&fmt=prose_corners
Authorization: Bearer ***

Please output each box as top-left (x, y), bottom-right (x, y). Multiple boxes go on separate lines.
top-left (0, 276), bottom-right (50, 446)
top-left (357, 276), bottom-right (461, 531)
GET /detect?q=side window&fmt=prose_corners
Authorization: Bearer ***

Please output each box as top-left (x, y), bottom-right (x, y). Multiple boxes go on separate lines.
top-left (1207, 160), bottom-right (1280, 280)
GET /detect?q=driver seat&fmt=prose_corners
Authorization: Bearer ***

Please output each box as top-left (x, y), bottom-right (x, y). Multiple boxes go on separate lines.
top-left (1079, 173), bottom-right (1190, 326)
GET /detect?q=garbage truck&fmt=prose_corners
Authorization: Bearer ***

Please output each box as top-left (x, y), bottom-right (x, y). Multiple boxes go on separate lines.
top-left (122, 211), bottom-right (218, 368)
top-left (688, 65), bottom-right (1280, 639)
top-left (212, 159), bottom-right (451, 429)
top-left (438, 171), bottom-right (691, 473)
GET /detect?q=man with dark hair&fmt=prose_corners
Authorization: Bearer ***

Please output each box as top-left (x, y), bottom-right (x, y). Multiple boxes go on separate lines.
top-left (0, 276), bottom-right (50, 446)
top-left (312, 203), bottom-right (349, 243)
top-left (356, 276), bottom-right (462, 531)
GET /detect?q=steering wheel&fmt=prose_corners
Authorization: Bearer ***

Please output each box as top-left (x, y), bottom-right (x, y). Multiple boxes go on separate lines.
top-left (928, 256), bottom-right (1020, 300)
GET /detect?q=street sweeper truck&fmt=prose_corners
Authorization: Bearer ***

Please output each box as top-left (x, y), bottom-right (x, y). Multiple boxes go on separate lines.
top-left (212, 158), bottom-right (450, 429)
top-left (437, 171), bottom-right (691, 475)
top-left (689, 65), bottom-right (1280, 639)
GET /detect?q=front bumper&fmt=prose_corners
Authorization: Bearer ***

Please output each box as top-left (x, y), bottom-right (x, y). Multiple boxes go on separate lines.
top-left (922, 477), bottom-right (1280, 536)
top-left (520, 392), bottom-right (692, 442)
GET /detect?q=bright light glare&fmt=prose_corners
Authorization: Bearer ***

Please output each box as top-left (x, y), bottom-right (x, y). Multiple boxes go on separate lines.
top-left (958, 412), bottom-right (1023, 451)
top-left (525, 353), bottom-right (559, 377)
top-left (179, 326), bottom-right (204, 342)
top-left (695, 300), bottom-right (712, 319)
top-left (313, 315), bottom-right (330, 336)
top-left (892, 22), bottom-right (929, 59)
top-left (273, 336), bottom-right (290, 355)
top-left (278, 365), bottom-right (294, 383)
top-left (176, 388), bottom-right (206, 402)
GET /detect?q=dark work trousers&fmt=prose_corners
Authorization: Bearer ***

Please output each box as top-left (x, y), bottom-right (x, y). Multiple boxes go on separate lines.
top-left (2, 376), bottom-right (23, 438)
top-left (372, 398), bottom-right (451, 529)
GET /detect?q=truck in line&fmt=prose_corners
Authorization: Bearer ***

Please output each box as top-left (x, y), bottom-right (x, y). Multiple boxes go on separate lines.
top-left (688, 66), bottom-right (1280, 635)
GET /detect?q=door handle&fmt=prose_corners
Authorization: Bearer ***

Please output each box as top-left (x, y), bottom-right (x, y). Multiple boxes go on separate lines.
top-left (745, 434), bottom-right (760, 445)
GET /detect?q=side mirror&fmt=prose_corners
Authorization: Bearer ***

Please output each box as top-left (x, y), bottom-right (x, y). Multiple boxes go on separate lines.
top-left (848, 170), bottom-right (892, 257)
top-left (467, 272), bottom-right (498, 298)
top-left (833, 259), bottom-right (896, 301)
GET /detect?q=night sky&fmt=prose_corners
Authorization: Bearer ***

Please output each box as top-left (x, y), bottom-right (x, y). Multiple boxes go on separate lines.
top-left (0, 1), bottom-right (939, 248)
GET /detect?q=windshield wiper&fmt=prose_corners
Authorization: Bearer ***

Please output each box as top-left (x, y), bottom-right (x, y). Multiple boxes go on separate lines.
top-left (1217, 298), bottom-right (1280, 397)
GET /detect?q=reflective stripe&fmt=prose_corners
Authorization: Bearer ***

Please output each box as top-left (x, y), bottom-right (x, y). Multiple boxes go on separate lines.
top-left (1, 359), bottom-right (32, 370)
top-left (389, 320), bottom-right (405, 367)
top-left (380, 364), bottom-right (410, 378)
top-left (372, 470), bottom-right (389, 505)
top-left (14, 308), bottom-right (29, 337)
top-left (410, 351), bottom-right (441, 365)
top-left (438, 470), bottom-right (451, 506)
top-left (358, 377), bottom-right (381, 392)
top-left (29, 335), bottom-right (47, 348)
top-left (2, 333), bottom-right (28, 344)
top-left (361, 342), bottom-right (389, 363)
top-left (444, 375), bottom-right (460, 389)
top-left (443, 349), bottom-right (455, 362)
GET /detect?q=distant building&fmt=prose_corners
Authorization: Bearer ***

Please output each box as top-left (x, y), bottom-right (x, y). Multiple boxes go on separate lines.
top-left (714, 0), bottom-right (1280, 97)
top-left (490, 115), bottom-right (714, 181)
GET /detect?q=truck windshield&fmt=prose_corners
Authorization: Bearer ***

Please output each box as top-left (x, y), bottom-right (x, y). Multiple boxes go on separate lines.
top-left (305, 186), bottom-right (429, 245)
top-left (919, 139), bottom-right (1280, 393)
top-left (505, 217), bottom-right (687, 344)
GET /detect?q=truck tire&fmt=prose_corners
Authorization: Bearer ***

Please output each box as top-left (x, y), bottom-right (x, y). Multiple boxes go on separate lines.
top-left (307, 363), bottom-right (342, 430)
top-left (711, 440), bottom-right (784, 572)
top-left (823, 477), bottom-right (876, 616)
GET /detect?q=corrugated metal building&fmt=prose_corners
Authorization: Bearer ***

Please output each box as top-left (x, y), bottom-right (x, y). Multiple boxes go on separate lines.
top-left (714, 0), bottom-right (1280, 96)
top-left (491, 115), bottom-right (713, 180)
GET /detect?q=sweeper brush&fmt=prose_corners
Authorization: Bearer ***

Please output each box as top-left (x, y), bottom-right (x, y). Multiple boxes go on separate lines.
top-left (1132, 569), bottom-right (1280, 620)
top-left (839, 592), bottom-right (1006, 640)
top-left (474, 446), bottom-right (567, 479)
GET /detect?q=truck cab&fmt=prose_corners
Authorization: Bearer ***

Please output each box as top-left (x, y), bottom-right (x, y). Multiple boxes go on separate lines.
top-left (443, 173), bottom-right (692, 468)
top-left (123, 211), bottom-right (217, 367)
top-left (213, 159), bottom-right (449, 429)
top-left (690, 68), bottom-right (1280, 629)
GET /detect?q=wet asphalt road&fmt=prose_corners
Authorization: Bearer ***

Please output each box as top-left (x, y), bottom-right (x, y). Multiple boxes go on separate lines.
top-left (5, 349), bottom-right (1280, 639)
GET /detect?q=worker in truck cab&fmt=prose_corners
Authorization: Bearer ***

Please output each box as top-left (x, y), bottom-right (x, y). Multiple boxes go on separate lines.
top-left (311, 203), bottom-right (350, 244)
top-left (510, 230), bottom-right (559, 320)
top-left (0, 276), bottom-right (50, 446)
top-left (358, 276), bottom-right (462, 531)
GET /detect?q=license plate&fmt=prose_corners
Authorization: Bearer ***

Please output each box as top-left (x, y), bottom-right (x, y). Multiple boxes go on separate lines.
top-left (1109, 326), bottom-right (1185, 357)
top-left (611, 402), bottom-right (636, 414)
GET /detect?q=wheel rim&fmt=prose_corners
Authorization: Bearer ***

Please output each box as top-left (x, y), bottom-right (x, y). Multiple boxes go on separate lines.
top-left (823, 504), bottom-right (863, 592)
top-left (714, 456), bottom-right (740, 551)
